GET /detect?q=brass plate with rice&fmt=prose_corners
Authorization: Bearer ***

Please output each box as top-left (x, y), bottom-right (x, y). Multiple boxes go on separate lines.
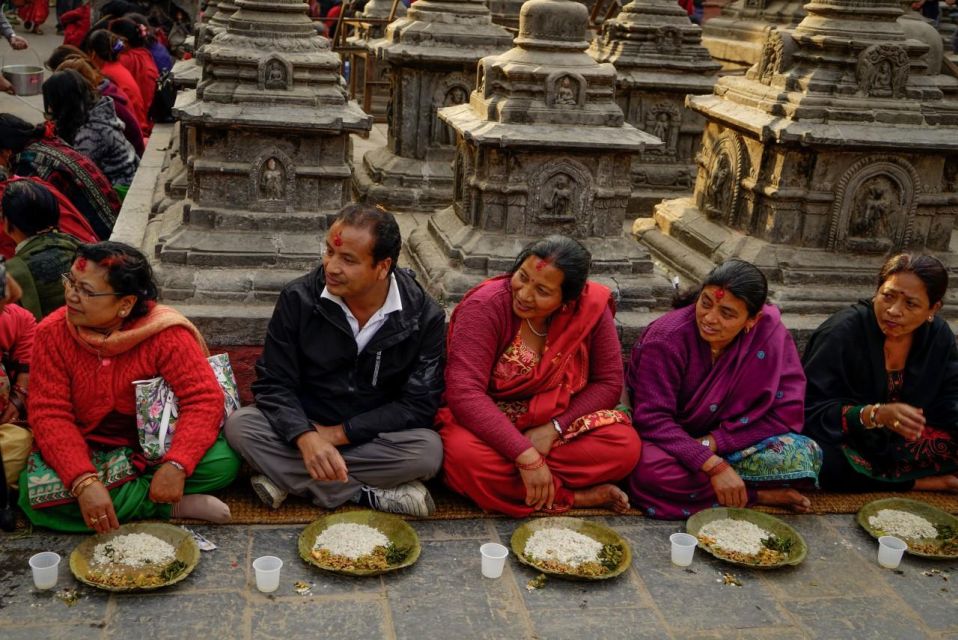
top-left (298, 510), bottom-right (421, 576)
top-left (511, 517), bottom-right (631, 580)
top-left (69, 522), bottom-right (199, 591)
top-left (686, 507), bottom-right (807, 569)
top-left (857, 498), bottom-right (958, 559)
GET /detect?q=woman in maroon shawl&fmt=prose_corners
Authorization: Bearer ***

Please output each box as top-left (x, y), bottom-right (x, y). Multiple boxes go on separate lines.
top-left (626, 260), bottom-right (821, 519)
top-left (439, 236), bottom-right (641, 517)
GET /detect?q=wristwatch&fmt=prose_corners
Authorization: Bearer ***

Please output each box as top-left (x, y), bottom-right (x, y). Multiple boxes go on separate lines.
top-left (700, 437), bottom-right (711, 448)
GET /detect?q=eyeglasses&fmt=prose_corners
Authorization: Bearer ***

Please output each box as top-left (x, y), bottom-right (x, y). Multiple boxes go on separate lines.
top-left (60, 273), bottom-right (123, 299)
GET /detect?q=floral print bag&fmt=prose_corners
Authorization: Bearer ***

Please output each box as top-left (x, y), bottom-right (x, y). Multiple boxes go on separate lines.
top-left (134, 353), bottom-right (241, 461)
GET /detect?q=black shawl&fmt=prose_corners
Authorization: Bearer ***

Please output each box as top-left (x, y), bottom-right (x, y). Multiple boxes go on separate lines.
top-left (802, 300), bottom-right (958, 465)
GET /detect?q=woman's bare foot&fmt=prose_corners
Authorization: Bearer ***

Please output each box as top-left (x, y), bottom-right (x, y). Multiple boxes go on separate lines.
top-left (913, 474), bottom-right (958, 493)
top-left (755, 488), bottom-right (811, 513)
top-left (572, 484), bottom-right (630, 513)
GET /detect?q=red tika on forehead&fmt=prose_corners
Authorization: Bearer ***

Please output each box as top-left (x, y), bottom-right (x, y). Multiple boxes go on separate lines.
top-left (535, 258), bottom-right (550, 271)
top-left (332, 232), bottom-right (343, 247)
top-left (714, 287), bottom-right (726, 300)
top-left (99, 255), bottom-right (125, 268)
top-left (75, 257), bottom-right (88, 271)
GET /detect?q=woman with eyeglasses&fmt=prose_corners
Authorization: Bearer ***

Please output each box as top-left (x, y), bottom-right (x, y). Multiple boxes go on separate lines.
top-left (18, 241), bottom-right (240, 532)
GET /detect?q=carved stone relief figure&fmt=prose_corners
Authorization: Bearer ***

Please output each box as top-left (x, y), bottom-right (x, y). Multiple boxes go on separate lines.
top-left (543, 174), bottom-right (575, 220)
top-left (758, 31), bottom-right (785, 85)
top-left (260, 158), bottom-right (284, 200)
top-left (555, 76), bottom-right (578, 106)
top-left (857, 45), bottom-right (909, 98)
top-left (265, 59), bottom-right (289, 90)
top-left (704, 153), bottom-right (733, 220)
top-left (656, 26), bottom-right (682, 55)
top-left (849, 175), bottom-right (897, 239)
top-left (643, 105), bottom-right (680, 156)
top-left (432, 85), bottom-right (469, 146)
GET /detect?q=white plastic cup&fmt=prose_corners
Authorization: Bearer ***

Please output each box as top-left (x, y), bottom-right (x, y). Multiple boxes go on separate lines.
top-left (480, 542), bottom-right (509, 579)
top-left (877, 536), bottom-right (907, 569)
top-left (252, 555), bottom-right (283, 593)
top-left (670, 532), bottom-right (698, 567)
top-left (29, 552), bottom-right (61, 590)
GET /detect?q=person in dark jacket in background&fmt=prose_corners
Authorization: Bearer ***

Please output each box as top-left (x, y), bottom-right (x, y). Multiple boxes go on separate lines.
top-left (224, 204), bottom-right (446, 516)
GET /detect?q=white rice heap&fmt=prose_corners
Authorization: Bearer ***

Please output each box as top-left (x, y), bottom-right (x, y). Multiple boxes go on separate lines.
top-left (867, 509), bottom-right (938, 540)
top-left (698, 519), bottom-right (770, 556)
top-left (92, 533), bottom-right (176, 568)
top-left (524, 527), bottom-right (603, 567)
top-left (313, 523), bottom-right (390, 559)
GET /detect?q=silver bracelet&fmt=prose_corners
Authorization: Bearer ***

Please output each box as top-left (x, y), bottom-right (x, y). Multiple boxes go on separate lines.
top-left (166, 460), bottom-right (185, 472)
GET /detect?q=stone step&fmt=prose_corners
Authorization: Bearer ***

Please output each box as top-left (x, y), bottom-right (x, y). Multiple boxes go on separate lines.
top-left (184, 205), bottom-right (335, 233)
top-left (156, 228), bottom-right (323, 270)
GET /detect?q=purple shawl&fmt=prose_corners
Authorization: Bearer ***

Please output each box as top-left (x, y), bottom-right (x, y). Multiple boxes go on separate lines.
top-left (627, 303), bottom-right (806, 471)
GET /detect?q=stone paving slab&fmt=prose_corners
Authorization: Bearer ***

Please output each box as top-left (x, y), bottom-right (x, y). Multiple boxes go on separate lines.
top-left (2, 515), bottom-right (957, 639)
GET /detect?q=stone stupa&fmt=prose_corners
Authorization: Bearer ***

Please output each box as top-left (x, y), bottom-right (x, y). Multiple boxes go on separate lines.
top-left (588, 0), bottom-right (720, 214)
top-left (352, 0), bottom-right (513, 210)
top-left (638, 0), bottom-right (958, 313)
top-left (153, 0), bottom-right (372, 314)
top-left (408, 0), bottom-right (671, 314)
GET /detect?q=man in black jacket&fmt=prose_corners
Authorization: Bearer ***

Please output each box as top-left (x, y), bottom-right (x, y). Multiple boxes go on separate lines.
top-left (224, 204), bottom-right (445, 516)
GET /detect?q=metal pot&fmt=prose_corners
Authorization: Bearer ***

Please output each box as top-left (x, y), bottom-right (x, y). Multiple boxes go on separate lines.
top-left (1, 65), bottom-right (44, 96)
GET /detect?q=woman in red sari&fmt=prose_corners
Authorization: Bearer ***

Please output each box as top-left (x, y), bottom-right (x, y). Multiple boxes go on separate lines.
top-left (18, 0), bottom-right (50, 34)
top-left (439, 236), bottom-right (641, 517)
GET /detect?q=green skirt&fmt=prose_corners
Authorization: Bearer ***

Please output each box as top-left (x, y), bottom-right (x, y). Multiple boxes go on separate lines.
top-left (18, 436), bottom-right (240, 533)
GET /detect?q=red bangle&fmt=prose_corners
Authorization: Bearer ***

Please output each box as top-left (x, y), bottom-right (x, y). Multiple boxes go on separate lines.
top-left (516, 456), bottom-right (546, 471)
top-left (705, 460), bottom-right (731, 477)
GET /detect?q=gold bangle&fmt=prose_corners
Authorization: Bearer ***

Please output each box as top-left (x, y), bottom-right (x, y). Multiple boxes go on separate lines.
top-left (71, 474), bottom-right (99, 498)
top-left (867, 403), bottom-right (883, 429)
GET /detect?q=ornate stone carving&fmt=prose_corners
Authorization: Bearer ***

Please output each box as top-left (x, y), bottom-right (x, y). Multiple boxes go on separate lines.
top-left (260, 56), bottom-right (292, 91)
top-left (827, 156), bottom-right (920, 253)
top-left (528, 160), bottom-right (594, 232)
top-left (701, 133), bottom-right (747, 227)
top-left (549, 73), bottom-right (585, 107)
top-left (260, 158), bottom-right (284, 200)
top-left (757, 29), bottom-right (791, 85)
top-left (655, 26), bottom-right (683, 55)
top-left (432, 78), bottom-right (471, 146)
top-left (856, 44), bottom-right (909, 98)
top-left (643, 103), bottom-right (681, 157)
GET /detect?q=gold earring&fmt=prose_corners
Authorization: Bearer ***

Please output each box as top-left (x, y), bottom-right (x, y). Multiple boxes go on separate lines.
top-left (928, 316), bottom-right (934, 323)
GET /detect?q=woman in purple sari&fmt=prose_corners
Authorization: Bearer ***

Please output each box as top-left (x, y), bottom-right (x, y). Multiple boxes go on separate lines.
top-left (626, 260), bottom-right (821, 519)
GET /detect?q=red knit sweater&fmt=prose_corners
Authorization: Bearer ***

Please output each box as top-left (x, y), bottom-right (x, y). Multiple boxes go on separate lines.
top-left (28, 307), bottom-right (225, 488)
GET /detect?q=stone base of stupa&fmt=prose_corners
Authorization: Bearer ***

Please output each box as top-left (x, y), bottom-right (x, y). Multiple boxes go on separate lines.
top-left (353, 146), bottom-right (454, 212)
top-left (638, 198), bottom-right (958, 315)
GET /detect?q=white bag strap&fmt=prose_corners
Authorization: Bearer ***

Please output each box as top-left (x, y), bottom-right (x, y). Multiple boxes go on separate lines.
top-left (156, 388), bottom-right (177, 456)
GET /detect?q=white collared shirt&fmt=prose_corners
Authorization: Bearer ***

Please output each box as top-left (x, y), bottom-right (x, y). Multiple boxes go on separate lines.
top-left (321, 273), bottom-right (403, 353)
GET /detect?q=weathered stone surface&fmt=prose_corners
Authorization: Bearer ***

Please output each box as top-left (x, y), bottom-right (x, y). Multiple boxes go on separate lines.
top-left (638, 0), bottom-right (958, 314)
top-left (701, 0), bottom-right (805, 73)
top-left (353, 0), bottom-right (513, 211)
top-left (153, 0), bottom-right (372, 303)
top-left (407, 0), bottom-right (673, 311)
top-left (588, 0), bottom-right (720, 215)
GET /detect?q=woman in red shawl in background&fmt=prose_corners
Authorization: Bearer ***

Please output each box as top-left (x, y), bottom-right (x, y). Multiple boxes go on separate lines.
top-left (438, 236), bottom-right (641, 517)
top-left (18, 0), bottom-right (50, 34)
top-left (109, 18), bottom-right (158, 128)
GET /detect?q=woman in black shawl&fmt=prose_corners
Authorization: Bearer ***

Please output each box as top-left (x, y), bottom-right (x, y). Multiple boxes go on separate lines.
top-left (803, 253), bottom-right (958, 493)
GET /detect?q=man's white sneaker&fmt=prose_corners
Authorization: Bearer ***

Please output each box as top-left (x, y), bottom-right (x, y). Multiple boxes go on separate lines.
top-left (364, 481), bottom-right (435, 517)
top-left (251, 474), bottom-right (288, 510)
